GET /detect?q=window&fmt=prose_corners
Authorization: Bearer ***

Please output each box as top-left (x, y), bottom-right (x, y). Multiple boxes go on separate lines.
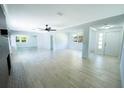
top-left (16, 35), bottom-right (28, 43)
top-left (98, 33), bottom-right (103, 49)
top-left (72, 33), bottom-right (83, 43)
top-left (21, 37), bottom-right (27, 42)
top-left (16, 36), bottom-right (20, 42)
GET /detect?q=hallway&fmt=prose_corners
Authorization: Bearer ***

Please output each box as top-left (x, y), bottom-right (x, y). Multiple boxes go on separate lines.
top-left (8, 49), bottom-right (121, 88)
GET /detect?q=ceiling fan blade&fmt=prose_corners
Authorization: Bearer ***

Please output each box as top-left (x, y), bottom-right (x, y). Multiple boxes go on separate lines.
top-left (37, 28), bottom-right (45, 30)
top-left (32, 28), bottom-right (37, 30)
top-left (35, 25), bottom-right (56, 32)
top-left (50, 29), bottom-right (56, 31)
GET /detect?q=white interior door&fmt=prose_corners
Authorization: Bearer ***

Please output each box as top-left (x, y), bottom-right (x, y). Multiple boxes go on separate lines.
top-left (104, 31), bottom-right (122, 57)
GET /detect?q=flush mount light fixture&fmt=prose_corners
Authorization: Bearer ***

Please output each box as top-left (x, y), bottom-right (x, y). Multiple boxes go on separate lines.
top-left (100, 24), bottom-right (114, 29)
top-left (90, 27), bottom-right (97, 31)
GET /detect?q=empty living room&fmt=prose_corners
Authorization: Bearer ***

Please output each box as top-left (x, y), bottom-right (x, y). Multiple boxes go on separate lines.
top-left (0, 1), bottom-right (124, 91)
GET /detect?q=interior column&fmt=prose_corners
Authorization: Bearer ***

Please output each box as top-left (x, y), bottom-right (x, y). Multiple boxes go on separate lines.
top-left (82, 26), bottom-right (89, 59)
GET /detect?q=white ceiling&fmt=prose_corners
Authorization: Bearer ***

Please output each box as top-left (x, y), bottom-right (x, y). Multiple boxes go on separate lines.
top-left (3, 4), bottom-right (124, 31)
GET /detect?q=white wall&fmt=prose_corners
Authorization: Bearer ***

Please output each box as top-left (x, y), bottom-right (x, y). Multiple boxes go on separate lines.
top-left (82, 27), bottom-right (89, 58)
top-left (16, 35), bottom-right (37, 48)
top-left (120, 27), bottom-right (124, 88)
top-left (10, 32), bottom-right (50, 50)
top-left (53, 32), bottom-right (68, 50)
top-left (37, 32), bottom-right (50, 50)
top-left (10, 31), bottom-right (68, 51)
top-left (89, 29), bottom-right (97, 53)
top-left (0, 36), bottom-right (9, 87)
top-left (37, 32), bottom-right (68, 50)
top-left (120, 35), bottom-right (124, 87)
top-left (10, 34), bottom-right (37, 48)
top-left (10, 35), bottom-right (17, 48)
top-left (62, 27), bottom-right (87, 58)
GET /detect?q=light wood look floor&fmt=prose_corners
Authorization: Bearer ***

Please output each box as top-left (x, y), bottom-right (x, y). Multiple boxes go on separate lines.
top-left (8, 48), bottom-right (121, 88)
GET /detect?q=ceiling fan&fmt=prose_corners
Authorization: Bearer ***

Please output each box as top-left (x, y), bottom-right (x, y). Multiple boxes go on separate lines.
top-left (37, 24), bottom-right (56, 32)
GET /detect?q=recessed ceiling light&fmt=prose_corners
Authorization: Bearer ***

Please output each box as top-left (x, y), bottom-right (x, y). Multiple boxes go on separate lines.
top-left (57, 12), bottom-right (63, 16)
